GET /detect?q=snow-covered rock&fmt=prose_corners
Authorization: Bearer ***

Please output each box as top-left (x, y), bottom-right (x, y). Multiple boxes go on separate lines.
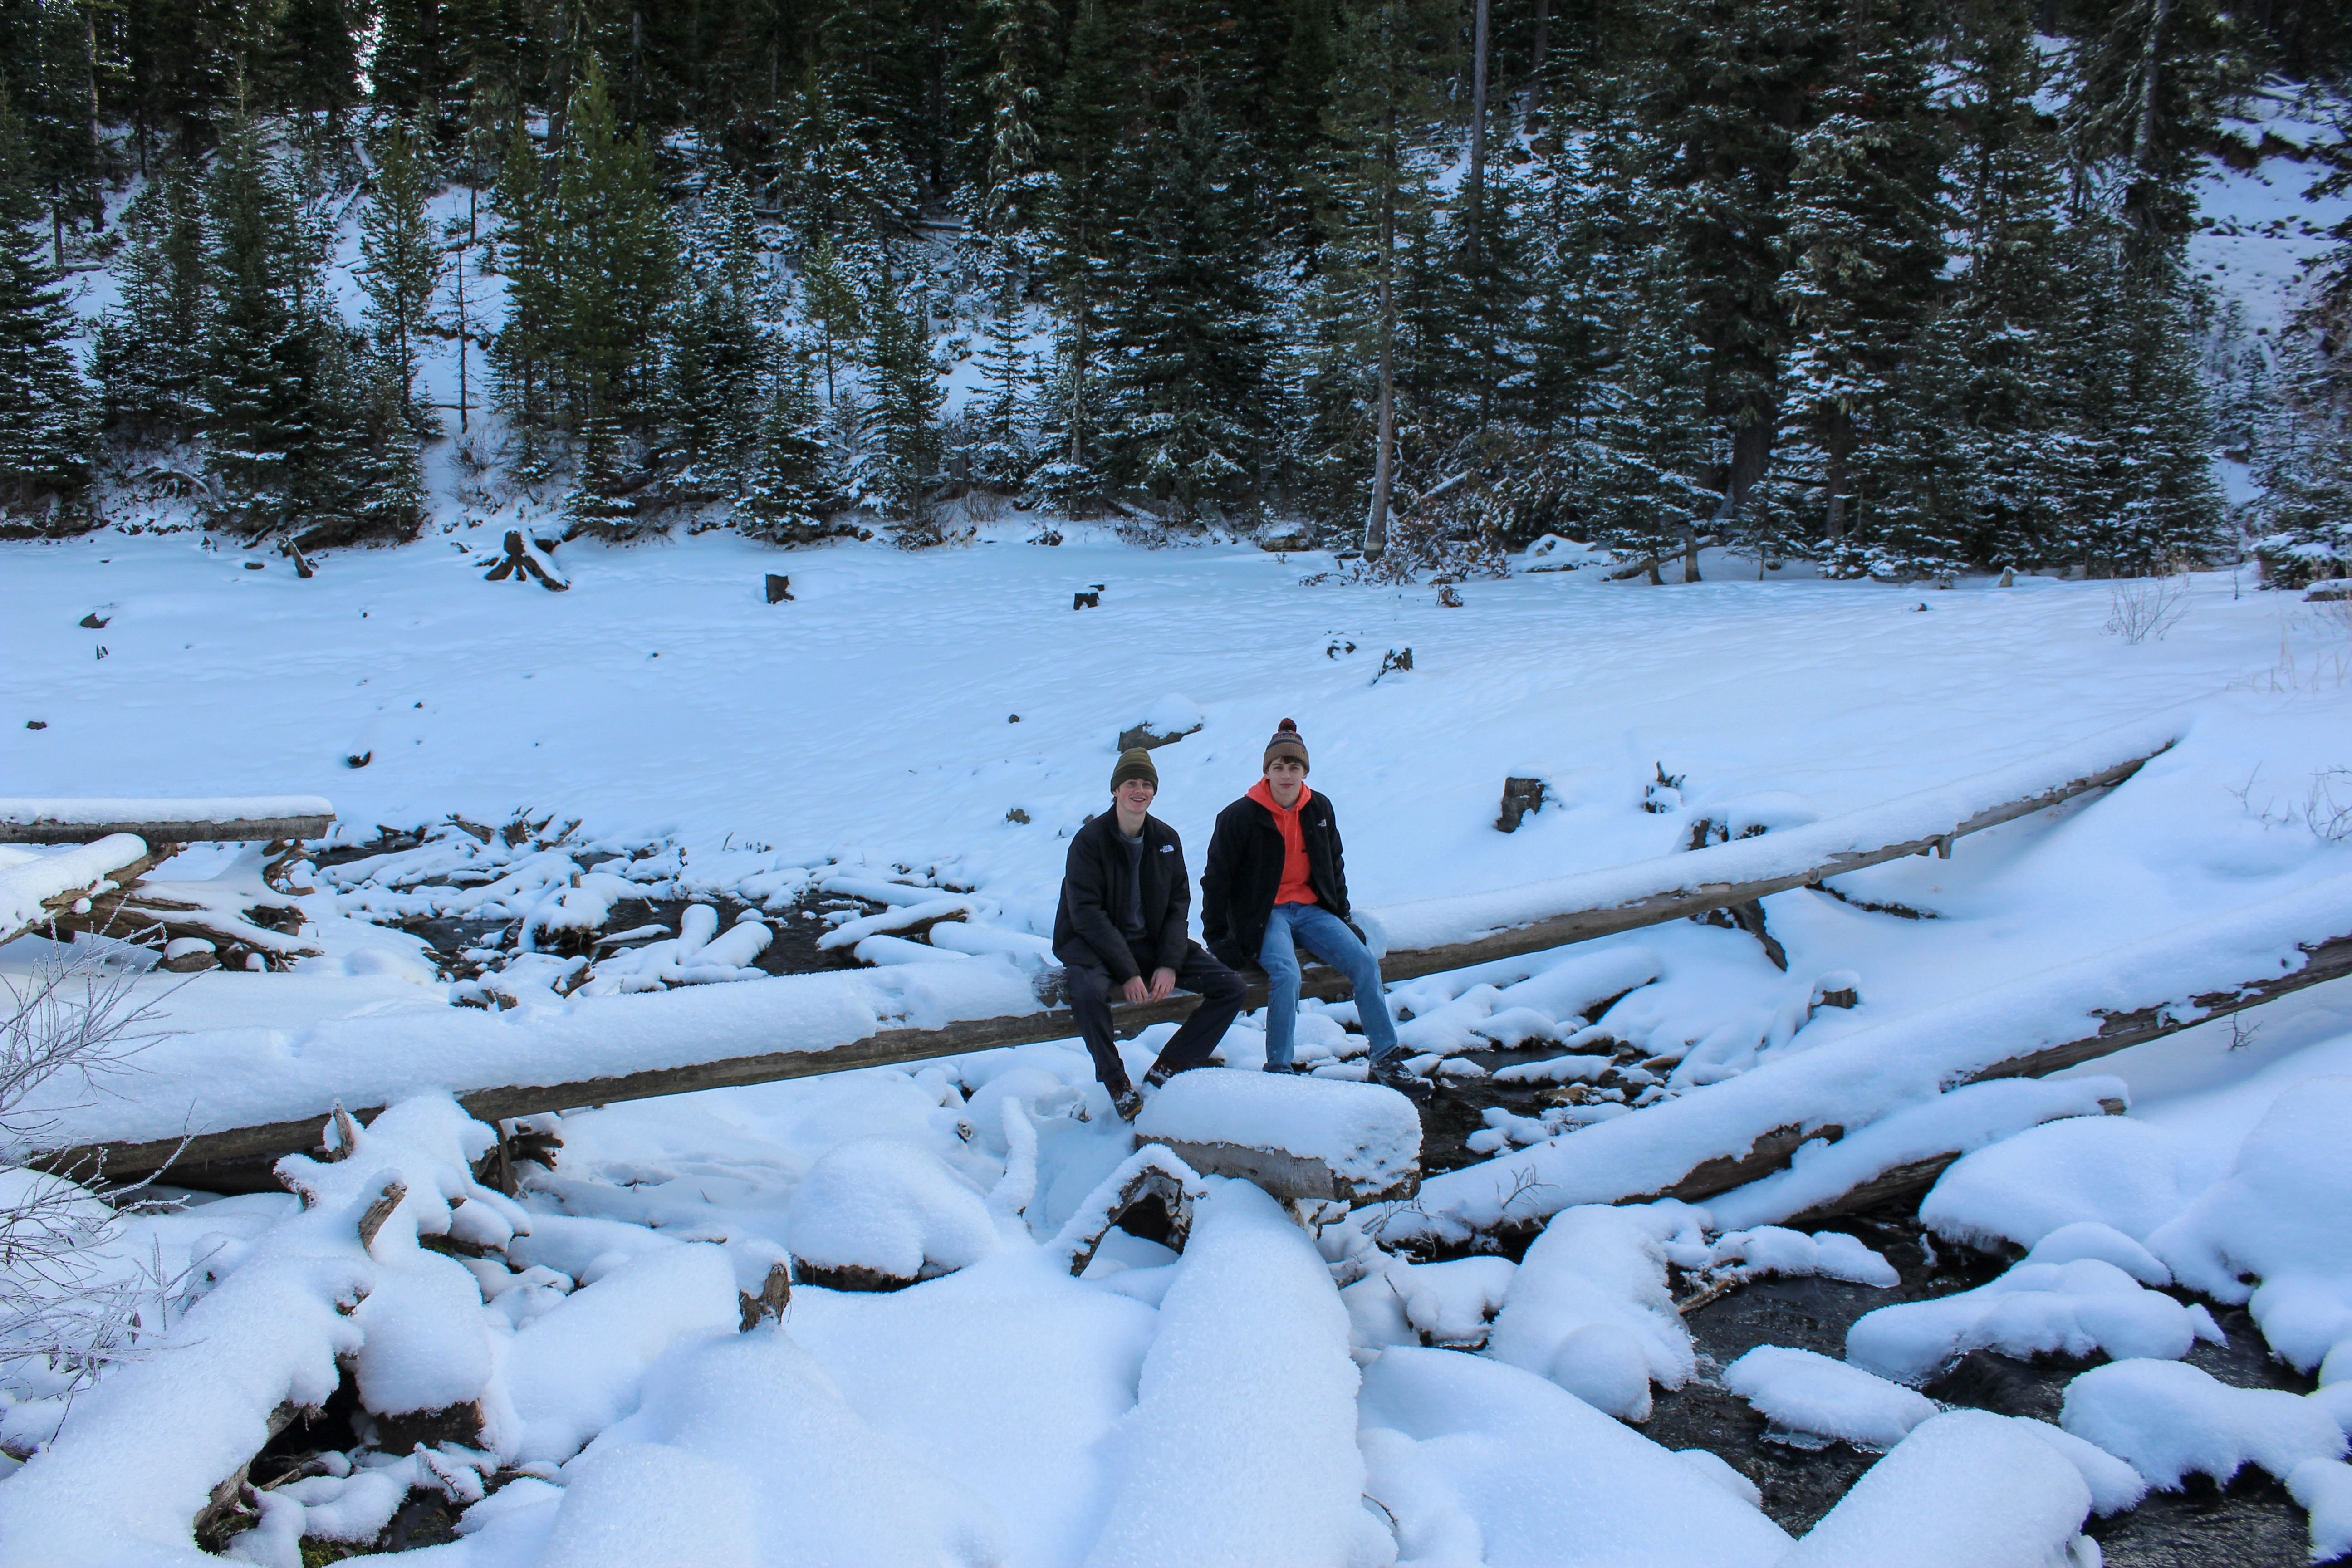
top-left (1847, 1257), bottom-right (2221, 1385)
top-left (1722, 1346), bottom-right (1937, 1450)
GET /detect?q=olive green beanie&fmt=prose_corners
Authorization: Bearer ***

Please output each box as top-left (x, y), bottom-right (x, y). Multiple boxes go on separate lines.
top-left (1111, 747), bottom-right (1160, 790)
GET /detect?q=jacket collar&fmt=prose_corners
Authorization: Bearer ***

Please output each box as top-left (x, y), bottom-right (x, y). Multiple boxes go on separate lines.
top-left (1247, 778), bottom-right (1313, 815)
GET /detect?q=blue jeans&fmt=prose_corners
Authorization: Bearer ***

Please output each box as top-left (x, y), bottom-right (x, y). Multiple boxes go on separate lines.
top-left (1259, 902), bottom-right (1398, 1068)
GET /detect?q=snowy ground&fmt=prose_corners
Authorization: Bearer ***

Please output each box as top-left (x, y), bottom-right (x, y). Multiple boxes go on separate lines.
top-left (5, 529), bottom-right (2352, 1566)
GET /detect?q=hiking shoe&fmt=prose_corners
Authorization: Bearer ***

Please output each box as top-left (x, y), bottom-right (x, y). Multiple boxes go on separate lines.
top-left (1114, 1088), bottom-right (1144, 1122)
top-left (1142, 1065), bottom-right (1174, 1090)
top-left (1371, 1062), bottom-right (1433, 1099)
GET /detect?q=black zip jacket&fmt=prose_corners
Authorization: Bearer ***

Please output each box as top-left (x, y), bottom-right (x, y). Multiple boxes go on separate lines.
top-left (1199, 790), bottom-right (1352, 971)
top-left (1052, 812), bottom-right (1194, 980)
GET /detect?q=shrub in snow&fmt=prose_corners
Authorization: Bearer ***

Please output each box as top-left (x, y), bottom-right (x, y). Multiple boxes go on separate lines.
top-left (1485, 1203), bottom-right (1700, 1416)
top-left (2147, 1076), bottom-right (2352, 1372)
top-left (2059, 1359), bottom-right (2347, 1490)
top-left (1357, 1346), bottom-right (1793, 1567)
top-left (1922, 1113), bottom-right (2196, 1252)
top-left (1776, 1409), bottom-right (2096, 1568)
top-left (1847, 1256), bottom-right (2220, 1385)
top-left (788, 1136), bottom-right (997, 1288)
top-left (1723, 1346), bottom-right (1937, 1450)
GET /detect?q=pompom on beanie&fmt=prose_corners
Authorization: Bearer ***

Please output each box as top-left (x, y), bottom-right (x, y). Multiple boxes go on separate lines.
top-left (1263, 719), bottom-right (1308, 772)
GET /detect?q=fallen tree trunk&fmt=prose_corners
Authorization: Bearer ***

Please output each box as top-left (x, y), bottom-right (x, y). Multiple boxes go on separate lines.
top-left (0, 797), bottom-right (334, 846)
top-left (39, 721), bottom-right (2188, 1185)
top-left (1380, 875), bottom-right (2352, 1248)
top-left (0, 834), bottom-right (162, 944)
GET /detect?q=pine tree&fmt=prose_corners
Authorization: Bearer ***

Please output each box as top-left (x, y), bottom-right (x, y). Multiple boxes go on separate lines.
top-left (979, 0), bottom-right (1058, 236)
top-left (201, 112), bottom-right (322, 538)
top-left (971, 243), bottom-right (1035, 490)
top-left (1584, 240), bottom-right (1718, 574)
top-left (95, 152), bottom-right (208, 443)
top-left (1635, 0), bottom-right (1842, 523)
top-left (1034, 0), bottom-right (1135, 502)
top-left (666, 169), bottom-right (768, 491)
top-left (862, 254), bottom-right (942, 515)
top-left (1777, 0), bottom-right (1951, 559)
top-left (549, 60), bottom-right (676, 433)
top-left (1315, 0), bottom-right (1454, 551)
top-left (357, 118), bottom-right (444, 426)
top-left (739, 347), bottom-right (835, 541)
top-left (488, 116), bottom-right (558, 445)
top-left (0, 90), bottom-right (91, 527)
top-left (1093, 90), bottom-right (1272, 523)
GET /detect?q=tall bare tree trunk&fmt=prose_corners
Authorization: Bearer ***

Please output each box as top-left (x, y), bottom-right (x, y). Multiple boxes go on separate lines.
top-left (2134, 0), bottom-right (2177, 169)
top-left (1364, 113), bottom-right (1400, 560)
top-left (1467, 0), bottom-right (1490, 252)
top-left (1528, 0), bottom-right (1551, 128)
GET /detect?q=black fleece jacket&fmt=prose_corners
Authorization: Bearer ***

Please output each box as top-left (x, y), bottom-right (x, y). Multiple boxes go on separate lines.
top-left (1052, 811), bottom-right (1194, 980)
top-left (1199, 790), bottom-right (1351, 970)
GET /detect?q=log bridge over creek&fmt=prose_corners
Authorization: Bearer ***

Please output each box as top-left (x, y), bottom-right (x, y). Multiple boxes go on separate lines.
top-left (16, 722), bottom-right (2352, 1222)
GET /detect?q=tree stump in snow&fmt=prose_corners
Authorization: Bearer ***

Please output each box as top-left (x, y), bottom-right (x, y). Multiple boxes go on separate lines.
top-left (1117, 719), bottom-right (1201, 753)
top-left (1073, 590), bottom-right (1100, 610)
top-left (483, 530), bottom-right (568, 591)
top-left (765, 573), bottom-right (793, 603)
top-left (1497, 777), bottom-right (1548, 833)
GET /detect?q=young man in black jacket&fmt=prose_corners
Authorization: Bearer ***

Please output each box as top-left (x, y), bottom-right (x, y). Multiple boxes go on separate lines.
top-left (1201, 719), bottom-right (1405, 1082)
top-left (1053, 746), bottom-right (1246, 1120)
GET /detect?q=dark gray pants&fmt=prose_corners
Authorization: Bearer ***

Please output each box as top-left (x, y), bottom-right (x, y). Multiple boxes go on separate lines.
top-left (1065, 940), bottom-right (1245, 1094)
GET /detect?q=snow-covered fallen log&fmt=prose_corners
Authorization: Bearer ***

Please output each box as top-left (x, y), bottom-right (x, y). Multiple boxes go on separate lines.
top-left (1379, 873), bottom-right (2352, 1246)
top-left (21, 717), bottom-right (2262, 1186)
top-left (0, 834), bottom-right (157, 943)
top-left (1366, 713), bottom-right (2178, 982)
top-left (0, 796), bottom-right (334, 846)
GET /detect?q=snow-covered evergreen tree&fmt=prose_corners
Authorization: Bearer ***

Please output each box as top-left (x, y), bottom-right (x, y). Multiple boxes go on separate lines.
top-left (0, 90), bottom-right (90, 528)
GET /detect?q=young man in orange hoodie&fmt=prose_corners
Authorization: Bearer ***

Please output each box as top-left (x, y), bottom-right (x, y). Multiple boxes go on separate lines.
top-left (1200, 719), bottom-right (1407, 1084)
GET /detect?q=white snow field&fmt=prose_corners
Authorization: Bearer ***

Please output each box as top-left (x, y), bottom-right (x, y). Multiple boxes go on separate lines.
top-left (5, 526), bottom-right (2352, 1565)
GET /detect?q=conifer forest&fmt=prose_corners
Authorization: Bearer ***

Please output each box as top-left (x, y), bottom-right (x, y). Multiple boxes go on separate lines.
top-left (3, 0), bottom-right (2350, 583)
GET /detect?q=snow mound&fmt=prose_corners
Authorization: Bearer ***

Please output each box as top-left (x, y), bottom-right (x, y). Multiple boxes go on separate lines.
top-left (2011, 1417), bottom-right (2151, 1514)
top-left (2020, 1221), bottom-right (2171, 1286)
top-left (1722, 1346), bottom-right (1937, 1450)
top-left (1485, 1203), bottom-right (1701, 1420)
top-left (1922, 1112), bottom-right (2195, 1250)
top-left (1777, 1409), bottom-right (2095, 1568)
top-left (502, 1243), bottom-right (741, 1465)
top-left (1847, 1256), bottom-right (2221, 1385)
top-left (787, 1135), bottom-right (998, 1285)
top-left (560, 1325), bottom-right (1008, 1568)
top-left (1131, 1068), bottom-right (1419, 1199)
top-left (2148, 1076), bottom-right (2352, 1372)
top-left (2060, 1358), bottom-right (2348, 1490)
top-left (1358, 1346), bottom-right (1793, 1568)
top-left (1084, 1178), bottom-right (1383, 1568)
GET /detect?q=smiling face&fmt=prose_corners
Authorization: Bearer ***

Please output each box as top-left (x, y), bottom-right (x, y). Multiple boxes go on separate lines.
top-left (1264, 755), bottom-right (1307, 805)
top-left (1113, 776), bottom-right (1157, 820)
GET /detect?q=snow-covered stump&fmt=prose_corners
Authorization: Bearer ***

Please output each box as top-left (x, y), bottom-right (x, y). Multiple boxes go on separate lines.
top-left (1131, 1068), bottom-right (1421, 1205)
top-left (1082, 1179), bottom-right (1388, 1568)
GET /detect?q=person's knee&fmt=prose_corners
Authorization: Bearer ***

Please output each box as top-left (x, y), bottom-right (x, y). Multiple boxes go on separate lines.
top-left (1207, 969), bottom-right (1246, 1005)
top-left (1066, 965), bottom-right (1109, 1003)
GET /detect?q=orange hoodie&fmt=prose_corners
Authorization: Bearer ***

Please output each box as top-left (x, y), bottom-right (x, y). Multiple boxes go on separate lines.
top-left (1248, 778), bottom-right (1318, 906)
